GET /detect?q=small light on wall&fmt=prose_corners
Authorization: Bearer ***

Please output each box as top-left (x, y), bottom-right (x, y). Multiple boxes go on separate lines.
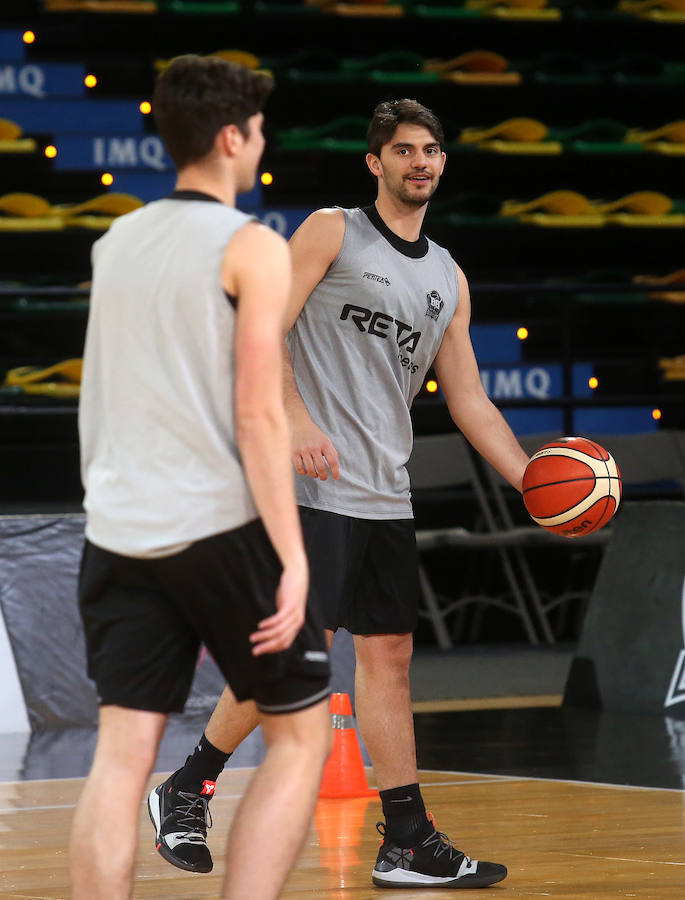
top-left (652, 408), bottom-right (662, 421)
top-left (261, 172), bottom-right (274, 186)
top-left (85, 74), bottom-right (97, 88)
top-left (139, 101), bottom-right (152, 115)
top-left (44, 145), bottom-right (57, 159)
top-left (23, 30), bottom-right (36, 44)
top-left (517, 326), bottom-right (528, 340)
top-left (426, 380), bottom-right (438, 394)
top-left (101, 172), bottom-right (114, 186)
top-left (588, 376), bottom-right (599, 390)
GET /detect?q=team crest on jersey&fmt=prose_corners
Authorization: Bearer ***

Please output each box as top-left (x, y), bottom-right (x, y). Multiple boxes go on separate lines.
top-left (425, 290), bottom-right (444, 320)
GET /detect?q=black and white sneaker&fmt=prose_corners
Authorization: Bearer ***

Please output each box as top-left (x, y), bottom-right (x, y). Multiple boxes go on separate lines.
top-left (147, 771), bottom-right (215, 873)
top-left (372, 822), bottom-right (507, 889)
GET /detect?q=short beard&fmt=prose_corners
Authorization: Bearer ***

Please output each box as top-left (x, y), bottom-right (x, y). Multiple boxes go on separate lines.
top-left (394, 177), bottom-right (439, 208)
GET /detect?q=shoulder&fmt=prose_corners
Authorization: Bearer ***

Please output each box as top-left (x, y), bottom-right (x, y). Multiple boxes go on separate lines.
top-left (454, 261), bottom-right (468, 288)
top-left (92, 203), bottom-right (147, 258)
top-left (297, 207), bottom-right (346, 237)
top-left (290, 207), bottom-right (346, 263)
top-left (103, 200), bottom-right (150, 234)
top-left (223, 221), bottom-right (289, 294)
top-left (231, 218), bottom-right (288, 255)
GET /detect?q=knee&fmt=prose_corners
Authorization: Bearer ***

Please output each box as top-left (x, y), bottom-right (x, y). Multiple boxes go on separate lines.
top-left (92, 707), bottom-right (164, 780)
top-left (94, 736), bottom-right (158, 783)
top-left (356, 633), bottom-right (413, 679)
top-left (263, 698), bottom-right (332, 765)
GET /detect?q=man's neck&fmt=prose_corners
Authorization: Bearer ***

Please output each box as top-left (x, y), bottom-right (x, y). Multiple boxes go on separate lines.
top-left (374, 194), bottom-right (428, 242)
top-left (175, 170), bottom-right (235, 208)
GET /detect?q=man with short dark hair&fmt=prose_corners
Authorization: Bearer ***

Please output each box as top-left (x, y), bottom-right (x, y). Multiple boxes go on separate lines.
top-left (69, 55), bottom-right (331, 900)
top-left (151, 97), bottom-right (527, 889)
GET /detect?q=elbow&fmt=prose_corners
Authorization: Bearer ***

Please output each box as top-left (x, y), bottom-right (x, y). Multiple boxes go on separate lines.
top-left (235, 400), bottom-right (286, 443)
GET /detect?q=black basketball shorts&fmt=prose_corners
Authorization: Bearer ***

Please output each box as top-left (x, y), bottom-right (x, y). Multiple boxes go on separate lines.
top-left (299, 506), bottom-right (419, 635)
top-left (79, 518), bottom-right (330, 716)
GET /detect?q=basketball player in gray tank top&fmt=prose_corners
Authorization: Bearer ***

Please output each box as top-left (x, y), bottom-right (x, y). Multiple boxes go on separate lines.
top-left (154, 100), bottom-right (531, 889)
top-left (71, 56), bottom-right (331, 900)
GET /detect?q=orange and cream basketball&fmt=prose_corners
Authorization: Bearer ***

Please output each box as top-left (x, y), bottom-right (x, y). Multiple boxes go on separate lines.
top-left (522, 437), bottom-right (622, 537)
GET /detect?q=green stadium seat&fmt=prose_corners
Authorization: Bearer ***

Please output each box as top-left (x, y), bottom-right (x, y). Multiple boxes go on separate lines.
top-left (339, 51), bottom-right (438, 82)
top-left (277, 116), bottom-right (369, 152)
top-left (156, 0), bottom-right (239, 12)
top-left (405, 0), bottom-right (561, 20)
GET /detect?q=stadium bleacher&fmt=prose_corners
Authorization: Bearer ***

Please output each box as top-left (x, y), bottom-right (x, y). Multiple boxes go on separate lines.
top-left (1, 0), bottom-right (684, 513)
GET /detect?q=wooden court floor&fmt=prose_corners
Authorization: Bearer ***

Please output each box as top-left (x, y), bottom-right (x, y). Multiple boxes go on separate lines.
top-left (1, 768), bottom-right (685, 899)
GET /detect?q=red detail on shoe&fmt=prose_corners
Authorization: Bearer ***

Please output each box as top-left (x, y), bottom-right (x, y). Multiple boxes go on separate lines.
top-left (427, 810), bottom-right (436, 827)
top-left (156, 843), bottom-right (161, 851)
top-left (201, 780), bottom-right (216, 796)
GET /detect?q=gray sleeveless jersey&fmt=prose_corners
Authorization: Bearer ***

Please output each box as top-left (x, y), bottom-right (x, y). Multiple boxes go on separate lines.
top-left (288, 206), bottom-right (459, 519)
top-left (80, 194), bottom-right (257, 556)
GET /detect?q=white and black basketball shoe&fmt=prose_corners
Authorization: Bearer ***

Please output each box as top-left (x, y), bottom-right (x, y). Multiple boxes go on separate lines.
top-left (372, 821), bottom-right (507, 889)
top-left (148, 771), bottom-right (215, 873)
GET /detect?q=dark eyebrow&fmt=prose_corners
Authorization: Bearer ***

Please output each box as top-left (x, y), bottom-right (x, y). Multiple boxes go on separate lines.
top-left (391, 141), bottom-right (441, 151)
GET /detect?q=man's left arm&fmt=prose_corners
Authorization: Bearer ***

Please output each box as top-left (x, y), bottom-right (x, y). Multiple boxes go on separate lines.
top-left (433, 265), bottom-right (529, 492)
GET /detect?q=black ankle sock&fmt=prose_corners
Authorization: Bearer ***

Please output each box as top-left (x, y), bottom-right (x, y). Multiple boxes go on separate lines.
top-left (380, 783), bottom-right (433, 849)
top-left (172, 733), bottom-right (231, 794)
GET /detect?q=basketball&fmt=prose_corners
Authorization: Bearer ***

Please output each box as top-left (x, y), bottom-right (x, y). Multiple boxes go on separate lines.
top-left (522, 437), bottom-right (622, 538)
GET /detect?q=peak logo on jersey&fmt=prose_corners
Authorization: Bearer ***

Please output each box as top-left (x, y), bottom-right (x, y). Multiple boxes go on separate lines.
top-left (340, 303), bottom-right (421, 353)
top-left (362, 271), bottom-right (391, 286)
top-left (425, 290), bottom-right (444, 320)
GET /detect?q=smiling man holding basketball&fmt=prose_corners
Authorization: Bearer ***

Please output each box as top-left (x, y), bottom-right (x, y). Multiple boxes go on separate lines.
top-left (150, 98), bottom-right (530, 889)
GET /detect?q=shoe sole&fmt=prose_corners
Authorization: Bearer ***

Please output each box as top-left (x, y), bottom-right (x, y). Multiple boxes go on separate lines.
top-left (147, 786), bottom-right (213, 874)
top-left (372, 868), bottom-right (507, 889)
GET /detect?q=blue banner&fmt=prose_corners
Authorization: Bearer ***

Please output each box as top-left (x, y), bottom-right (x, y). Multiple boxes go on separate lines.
top-left (53, 135), bottom-right (173, 171)
top-left (575, 407), bottom-right (657, 434)
top-left (0, 31), bottom-right (27, 62)
top-left (2, 98), bottom-right (145, 134)
top-left (470, 324), bottom-right (522, 363)
top-left (0, 62), bottom-right (86, 99)
top-left (246, 207), bottom-right (312, 238)
top-left (480, 362), bottom-right (594, 400)
top-left (502, 408), bottom-right (564, 436)
top-left (104, 173), bottom-right (176, 202)
top-left (96, 174), bottom-right (264, 208)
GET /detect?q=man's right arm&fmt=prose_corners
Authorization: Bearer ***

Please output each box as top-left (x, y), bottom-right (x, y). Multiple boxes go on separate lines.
top-left (223, 221), bottom-right (307, 656)
top-left (284, 208), bottom-right (345, 482)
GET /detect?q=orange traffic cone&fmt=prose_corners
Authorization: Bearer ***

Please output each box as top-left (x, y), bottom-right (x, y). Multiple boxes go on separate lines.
top-left (319, 693), bottom-right (377, 799)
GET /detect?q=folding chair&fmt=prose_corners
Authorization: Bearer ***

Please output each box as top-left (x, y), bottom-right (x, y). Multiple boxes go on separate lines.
top-left (408, 432), bottom-right (541, 648)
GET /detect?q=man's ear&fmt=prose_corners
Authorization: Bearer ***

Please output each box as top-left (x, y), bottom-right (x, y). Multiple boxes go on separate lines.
top-left (366, 152), bottom-right (382, 179)
top-left (219, 123), bottom-right (244, 158)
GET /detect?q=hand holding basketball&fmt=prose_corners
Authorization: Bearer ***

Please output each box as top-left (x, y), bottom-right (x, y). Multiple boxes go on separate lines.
top-left (522, 437), bottom-right (621, 538)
